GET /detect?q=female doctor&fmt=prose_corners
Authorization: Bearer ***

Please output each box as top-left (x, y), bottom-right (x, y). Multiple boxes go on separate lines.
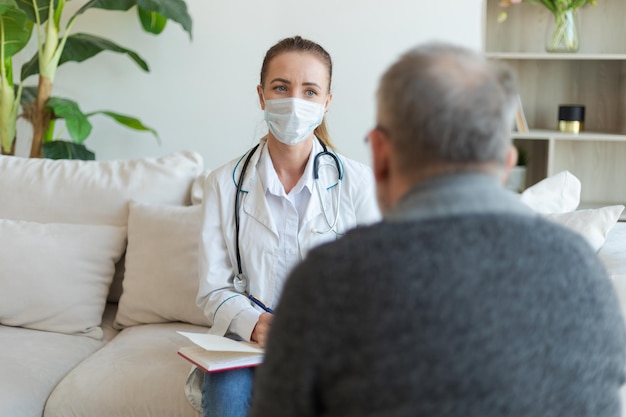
top-left (196, 36), bottom-right (380, 417)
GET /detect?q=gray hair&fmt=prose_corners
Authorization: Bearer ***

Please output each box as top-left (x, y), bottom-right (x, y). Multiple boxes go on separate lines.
top-left (376, 42), bottom-right (518, 172)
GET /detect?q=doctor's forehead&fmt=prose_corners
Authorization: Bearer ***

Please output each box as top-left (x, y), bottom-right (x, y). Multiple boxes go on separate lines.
top-left (264, 52), bottom-right (331, 88)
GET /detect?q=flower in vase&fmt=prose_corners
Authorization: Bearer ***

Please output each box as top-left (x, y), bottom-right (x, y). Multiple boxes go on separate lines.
top-left (498, 0), bottom-right (597, 23)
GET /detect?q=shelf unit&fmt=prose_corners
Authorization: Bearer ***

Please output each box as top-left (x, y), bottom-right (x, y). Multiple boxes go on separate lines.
top-left (482, 0), bottom-right (626, 212)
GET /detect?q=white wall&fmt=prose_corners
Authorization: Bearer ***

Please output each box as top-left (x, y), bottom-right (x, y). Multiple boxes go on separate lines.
top-left (16, 0), bottom-right (483, 169)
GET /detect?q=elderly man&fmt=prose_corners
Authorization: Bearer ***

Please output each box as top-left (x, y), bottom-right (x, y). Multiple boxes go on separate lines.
top-left (247, 42), bottom-right (626, 417)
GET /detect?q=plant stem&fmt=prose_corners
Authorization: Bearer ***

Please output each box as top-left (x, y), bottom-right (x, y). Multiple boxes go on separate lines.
top-left (548, 9), bottom-right (579, 52)
top-left (29, 75), bottom-right (53, 158)
top-left (0, 15), bottom-right (17, 155)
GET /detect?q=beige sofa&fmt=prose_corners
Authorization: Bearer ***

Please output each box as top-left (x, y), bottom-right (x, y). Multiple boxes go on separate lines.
top-left (2, 152), bottom-right (626, 417)
top-left (0, 151), bottom-right (211, 417)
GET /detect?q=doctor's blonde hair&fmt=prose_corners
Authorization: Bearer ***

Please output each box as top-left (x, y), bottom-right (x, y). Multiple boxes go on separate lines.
top-left (260, 35), bottom-right (335, 150)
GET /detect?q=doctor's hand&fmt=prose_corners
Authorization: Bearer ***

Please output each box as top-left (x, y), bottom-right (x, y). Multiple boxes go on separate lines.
top-left (251, 313), bottom-right (273, 348)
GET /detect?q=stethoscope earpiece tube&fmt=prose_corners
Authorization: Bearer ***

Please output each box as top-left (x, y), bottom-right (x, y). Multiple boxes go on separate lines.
top-left (313, 149), bottom-right (343, 181)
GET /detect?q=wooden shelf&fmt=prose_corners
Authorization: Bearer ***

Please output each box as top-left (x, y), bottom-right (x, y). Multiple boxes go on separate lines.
top-left (483, 1), bottom-right (626, 55)
top-left (486, 52), bottom-right (626, 60)
top-left (512, 130), bottom-right (626, 142)
top-left (484, 0), bottom-right (626, 208)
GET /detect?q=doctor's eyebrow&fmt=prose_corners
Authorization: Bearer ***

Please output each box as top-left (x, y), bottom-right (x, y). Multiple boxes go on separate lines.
top-left (270, 78), bottom-right (321, 89)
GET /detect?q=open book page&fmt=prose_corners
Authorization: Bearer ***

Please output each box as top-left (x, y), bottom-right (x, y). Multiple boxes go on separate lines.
top-left (177, 331), bottom-right (264, 373)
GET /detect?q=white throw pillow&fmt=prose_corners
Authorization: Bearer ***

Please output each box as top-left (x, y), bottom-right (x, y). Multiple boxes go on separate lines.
top-left (547, 205), bottom-right (625, 252)
top-left (191, 169), bottom-right (212, 205)
top-left (0, 151), bottom-right (204, 303)
top-left (520, 170), bottom-right (623, 252)
top-left (114, 201), bottom-right (210, 329)
top-left (0, 219), bottom-right (126, 339)
top-left (0, 151), bottom-right (203, 226)
top-left (520, 170), bottom-right (581, 214)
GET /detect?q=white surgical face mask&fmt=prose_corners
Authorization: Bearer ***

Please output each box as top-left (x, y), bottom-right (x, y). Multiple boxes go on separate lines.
top-left (264, 97), bottom-right (325, 145)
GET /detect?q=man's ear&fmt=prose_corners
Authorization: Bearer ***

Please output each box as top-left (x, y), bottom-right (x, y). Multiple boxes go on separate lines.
top-left (501, 144), bottom-right (519, 185)
top-left (370, 129), bottom-right (391, 184)
top-left (506, 145), bottom-right (519, 170)
top-left (257, 85), bottom-right (265, 110)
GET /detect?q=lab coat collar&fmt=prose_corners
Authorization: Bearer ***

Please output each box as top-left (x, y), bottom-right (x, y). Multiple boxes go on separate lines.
top-left (238, 137), bottom-right (338, 234)
top-left (258, 138), bottom-right (315, 198)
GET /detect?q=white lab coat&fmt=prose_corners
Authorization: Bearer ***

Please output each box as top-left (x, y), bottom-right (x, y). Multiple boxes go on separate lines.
top-left (196, 137), bottom-right (380, 340)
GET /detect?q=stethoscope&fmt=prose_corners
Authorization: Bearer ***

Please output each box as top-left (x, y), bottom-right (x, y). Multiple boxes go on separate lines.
top-left (232, 138), bottom-right (344, 296)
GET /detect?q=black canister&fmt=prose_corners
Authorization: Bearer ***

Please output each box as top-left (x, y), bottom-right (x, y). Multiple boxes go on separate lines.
top-left (558, 105), bottom-right (585, 133)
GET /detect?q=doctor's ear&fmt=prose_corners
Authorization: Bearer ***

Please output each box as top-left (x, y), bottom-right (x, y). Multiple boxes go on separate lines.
top-left (257, 85), bottom-right (265, 110)
top-left (324, 92), bottom-right (333, 112)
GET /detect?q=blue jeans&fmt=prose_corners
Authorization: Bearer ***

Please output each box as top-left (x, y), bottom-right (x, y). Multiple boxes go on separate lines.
top-left (201, 368), bottom-right (254, 417)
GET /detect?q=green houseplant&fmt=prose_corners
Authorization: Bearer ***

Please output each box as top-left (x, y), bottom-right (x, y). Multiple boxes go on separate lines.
top-left (0, 0), bottom-right (192, 159)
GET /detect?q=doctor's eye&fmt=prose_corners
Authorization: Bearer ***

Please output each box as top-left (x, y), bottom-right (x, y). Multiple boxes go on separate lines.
top-left (305, 89), bottom-right (317, 97)
top-left (273, 85), bottom-right (288, 93)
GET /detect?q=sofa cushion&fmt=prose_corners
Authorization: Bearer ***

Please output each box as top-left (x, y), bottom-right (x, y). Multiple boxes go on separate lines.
top-left (520, 171), bottom-right (623, 252)
top-left (547, 205), bottom-right (625, 252)
top-left (114, 201), bottom-right (210, 328)
top-left (44, 323), bottom-right (204, 417)
top-left (0, 151), bottom-right (203, 225)
top-left (191, 169), bottom-right (212, 205)
top-left (0, 219), bottom-right (126, 339)
top-left (0, 151), bottom-right (204, 302)
top-left (0, 324), bottom-right (105, 417)
top-left (520, 170), bottom-right (580, 214)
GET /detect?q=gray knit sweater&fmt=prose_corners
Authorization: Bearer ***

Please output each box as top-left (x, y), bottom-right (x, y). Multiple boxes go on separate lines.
top-left (248, 174), bottom-right (626, 417)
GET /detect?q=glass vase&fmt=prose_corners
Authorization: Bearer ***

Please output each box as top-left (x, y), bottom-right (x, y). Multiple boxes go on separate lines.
top-left (546, 8), bottom-right (580, 53)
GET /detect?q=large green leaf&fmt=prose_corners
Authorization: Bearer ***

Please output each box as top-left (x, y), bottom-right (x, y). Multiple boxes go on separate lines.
top-left (86, 110), bottom-right (160, 143)
top-left (138, 6), bottom-right (166, 34)
top-left (15, 0), bottom-right (59, 25)
top-left (46, 96), bottom-right (92, 143)
top-left (0, 1), bottom-right (33, 57)
top-left (74, 0), bottom-right (136, 16)
top-left (59, 33), bottom-right (149, 69)
top-left (43, 140), bottom-right (95, 160)
top-left (0, 0), bottom-right (18, 13)
top-left (3, 57), bottom-right (12, 85)
top-left (19, 84), bottom-right (36, 104)
top-left (137, 0), bottom-right (192, 39)
top-left (21, 32), bottom-right (149, 80)
top-left (73, 0), bottom-right (191, 38)
top-left (19, 50), bottom-right (37, 80)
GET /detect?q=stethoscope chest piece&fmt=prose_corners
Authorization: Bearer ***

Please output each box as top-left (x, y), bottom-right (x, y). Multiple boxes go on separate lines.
top-left (233, 274), bottom-right (248, 293)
